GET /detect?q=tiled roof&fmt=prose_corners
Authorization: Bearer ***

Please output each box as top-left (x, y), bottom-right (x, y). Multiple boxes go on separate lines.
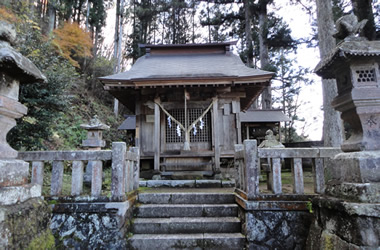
top-left (100, 53), bottom-right (272, 83)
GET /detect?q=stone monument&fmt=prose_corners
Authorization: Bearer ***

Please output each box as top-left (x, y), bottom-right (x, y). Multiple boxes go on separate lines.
top-left (258, 129), bottom-right (285, 148)
top-left (0, 21), bottom-right (53, 248)
top-left (308, 14), bottom-right (380, 248)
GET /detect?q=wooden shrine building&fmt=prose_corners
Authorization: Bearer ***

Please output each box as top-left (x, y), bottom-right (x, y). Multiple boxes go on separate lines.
top-left (100, 41), bottom-right (274, 176)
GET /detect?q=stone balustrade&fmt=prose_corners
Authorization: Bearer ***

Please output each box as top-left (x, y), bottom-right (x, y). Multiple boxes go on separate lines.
top-left (18, 142), bottom-right (140, 200)
top-left (235, 140), bottom-right (341, 198)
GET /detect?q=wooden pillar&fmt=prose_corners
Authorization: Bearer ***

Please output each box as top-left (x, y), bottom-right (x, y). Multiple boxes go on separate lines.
top-left (212, 99), bottom-right (220, 171)
top-left (135, 96), bottom-right (141, 147)
top-left (154, 101), bottom-right (160, 171)
top-left (233, 100), bottom-right (242, 144)
top-left (246, 125), bottom-right (249, 140)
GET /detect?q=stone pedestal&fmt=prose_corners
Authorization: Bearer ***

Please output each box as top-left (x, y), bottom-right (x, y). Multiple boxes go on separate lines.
top-left (309, 15), bottom-right (380, 249)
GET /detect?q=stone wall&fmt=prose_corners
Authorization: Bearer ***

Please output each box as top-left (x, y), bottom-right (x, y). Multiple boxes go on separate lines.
top-left (236, 193), bottom-right (314, 250)
top-left (306, 196), bottom-right (380, 249)
top-left (50, 196), bottom-right (136, 248)
top-left (242, 210), bottom-right (313, 249)
top-left (0, 198), bottom-right (54, 249)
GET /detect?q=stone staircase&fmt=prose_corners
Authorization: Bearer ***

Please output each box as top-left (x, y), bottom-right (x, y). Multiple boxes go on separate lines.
top-left (128, 190), bottom-right (245, 249)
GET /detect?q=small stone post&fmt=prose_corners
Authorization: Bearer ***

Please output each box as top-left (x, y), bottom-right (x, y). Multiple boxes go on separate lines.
top-left (0, 21), bottom-right (46, 205)
top-left (80, 116), bottom-right (109, 196)
top-left (309, 14), bottom-right (380, 248)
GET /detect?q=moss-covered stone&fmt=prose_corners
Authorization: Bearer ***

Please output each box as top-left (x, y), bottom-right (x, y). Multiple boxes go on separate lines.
top-left (0, 198), bottom-right (52, 249)
top-left (27, 229), bottom-right (55, 250)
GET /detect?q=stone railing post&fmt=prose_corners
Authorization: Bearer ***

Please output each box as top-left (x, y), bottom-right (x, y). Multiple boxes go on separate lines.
top-left (131, 147), bottom-right (140, 191)
top-left (125, 157), bottom-right (132, 193)
top-left (312, 158), bottom-right (324, 194)
top-left (111, 142), bottom-right (126, 200)
top-left (243, 140), bottom-right (259, 199)
top-left (271, 158), bottom-right (282, 194)
top-left (291, 158), bottom-right (304, 194)
top-left (51, 161), bottom-right (64, 196)
top-left (71, 161), bottom-right (84, 196)
top-left (31, 161), bottom-right (44, 186)
top-left (234, 144), bottom-right (244, 190)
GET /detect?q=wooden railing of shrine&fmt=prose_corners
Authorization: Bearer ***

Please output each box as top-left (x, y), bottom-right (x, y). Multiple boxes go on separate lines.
top-left (18, 142), bottom-right (139, 200)
top-left (234, 140), bottom-right (341, 199)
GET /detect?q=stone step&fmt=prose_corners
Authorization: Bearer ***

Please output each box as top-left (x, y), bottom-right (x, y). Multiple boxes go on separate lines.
top-left (138, 192), bottom-right (235, 204)
top-left (136, 204), bottom-right (238, 218)
top-left (132, 217), bottom-right (241, 234)
top-left (128, 233), bottom-right (245, 250)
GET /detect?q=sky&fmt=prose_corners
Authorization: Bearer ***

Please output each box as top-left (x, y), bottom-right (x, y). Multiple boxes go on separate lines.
top-left (103, 1), bottom-right (325, 141)
top-left (275, 2), bottom-right (324, 141)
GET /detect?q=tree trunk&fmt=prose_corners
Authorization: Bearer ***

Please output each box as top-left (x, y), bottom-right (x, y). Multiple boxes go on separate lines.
top-left (351, 0), bottom-right (376, 40)
top-left (29, 0), bottom-right (35, 16)
top-left (316, 0), bottom-right (344, 147)
top-left (85, 0), bottom-right (90, 31)
top-left (207, 0), bottom-right (211, 43)
top-left (258, 0), bottom-right (271, 109)
top-left (45, 0), bottom-right (55, 35)
top-left (91, 27), bottom-right (99, 90)
top-left (244, 0), bottom-right (253, 67)
top-left (113, 0), bottom-right (124, 117)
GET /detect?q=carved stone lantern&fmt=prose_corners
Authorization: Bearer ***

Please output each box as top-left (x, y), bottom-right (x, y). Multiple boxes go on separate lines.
top-left (315, 15), bottom-right (380, 202)
top-left (80, 115), bottom-right (110, 150)
top-left (0, 21), bottom-right (46, 205)
top-left (80, 115), bottom-right (109, 186)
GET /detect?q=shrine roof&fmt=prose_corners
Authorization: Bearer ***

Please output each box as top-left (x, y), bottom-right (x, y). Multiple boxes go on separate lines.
top-left (99, 42), bottom-right (273, 86)
top-left (240, 110), bottom-right (290, 123)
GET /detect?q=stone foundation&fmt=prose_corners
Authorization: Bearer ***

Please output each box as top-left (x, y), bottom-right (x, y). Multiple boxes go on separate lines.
top-left (50, 196), bottom-right (136, 248)
top-left (0, 198), bottom-right (53, 249)
top-left (306, 196), bottom-right (380, 249)
top-left (236, 194), bottom-right (314, 250)
top-left (243, 210), bottom-right (313, 249)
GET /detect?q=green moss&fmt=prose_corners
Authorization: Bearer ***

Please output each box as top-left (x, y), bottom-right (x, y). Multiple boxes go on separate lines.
top-left (27, 229), bottom-right (56, 250)
top-left (137, 187), bottom-right (151, 192)
top-left (306, 199), bottom-right (314, 213)
top-left (324, 233), bottom-right (334, 250)
top-left (47, 200), bottom-right (58, 205)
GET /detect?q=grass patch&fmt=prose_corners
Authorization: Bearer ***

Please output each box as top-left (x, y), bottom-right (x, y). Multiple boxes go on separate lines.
top-left (259, 169), bottom-right (315, 194)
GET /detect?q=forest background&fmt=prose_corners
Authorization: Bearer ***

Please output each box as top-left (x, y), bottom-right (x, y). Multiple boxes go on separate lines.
top-left (1, 0), bottom-right (379, 151)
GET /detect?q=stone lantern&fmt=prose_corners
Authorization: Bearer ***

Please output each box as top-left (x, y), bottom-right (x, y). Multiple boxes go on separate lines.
top-left (80, 115), bottom-right (110, 150)
top-left (80, 115), bottom-right (109, 187)
top-left (0, 21), bottom-right (46, 205)
top-left (315, 14), bottom-right (380, 202)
